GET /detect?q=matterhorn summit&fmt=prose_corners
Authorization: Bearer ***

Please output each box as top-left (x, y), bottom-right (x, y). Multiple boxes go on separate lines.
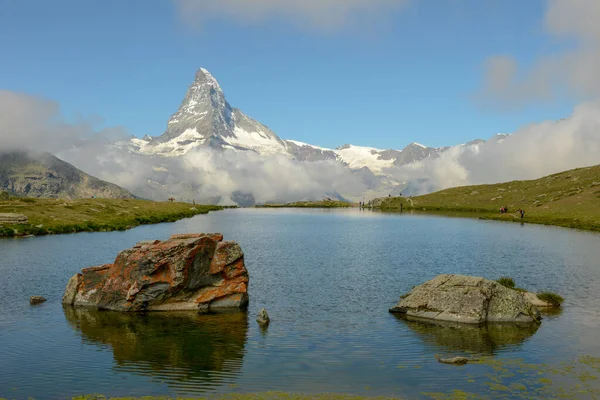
top-left (128, 67), bottom-right (288, 157)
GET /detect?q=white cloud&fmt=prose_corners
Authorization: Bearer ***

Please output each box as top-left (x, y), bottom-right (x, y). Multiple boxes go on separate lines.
top-left (388, 102), bottom-right (600, 194)
top-left (172, 0), bottom-right (411, 32)
top-left (0, 90), bottom-right (128, 154)
top-left (480, 0), bottom-right (600, 106)
top-left (2, 90), bottom-right (598, 205)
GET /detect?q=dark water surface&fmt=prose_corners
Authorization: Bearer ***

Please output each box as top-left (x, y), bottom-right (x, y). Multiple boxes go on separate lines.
top-left (1, 209), bottom-right (600, 399)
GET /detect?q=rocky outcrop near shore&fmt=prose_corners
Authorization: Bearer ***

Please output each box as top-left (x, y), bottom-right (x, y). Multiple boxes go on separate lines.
top-left (390, 274), bottom-right (541, 324)
top-left (62, 233), bottom-right (249, 312)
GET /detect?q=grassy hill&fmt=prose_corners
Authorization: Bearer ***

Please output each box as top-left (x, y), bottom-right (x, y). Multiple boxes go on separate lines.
top-left (371, 164), bottom-right (600, 232)
top-left (0, 195), bottom-right (221, 237)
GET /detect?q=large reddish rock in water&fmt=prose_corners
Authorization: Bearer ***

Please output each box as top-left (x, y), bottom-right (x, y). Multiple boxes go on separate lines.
top-left (62, 233), bottom-right (249, 312)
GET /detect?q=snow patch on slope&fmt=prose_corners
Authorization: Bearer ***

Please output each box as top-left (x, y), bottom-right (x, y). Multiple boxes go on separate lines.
top-left (334, 145), bottom-right (395, 174)
top-left (286, 140), bottom-right (332, 152)
top-left (227, 126), bottom-right (289, 156)
top-left (129, 128), bottom-right (206, 156)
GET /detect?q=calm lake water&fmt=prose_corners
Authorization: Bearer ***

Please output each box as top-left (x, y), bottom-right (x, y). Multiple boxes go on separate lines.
top-left (1, 209), bottom-right (600, 399)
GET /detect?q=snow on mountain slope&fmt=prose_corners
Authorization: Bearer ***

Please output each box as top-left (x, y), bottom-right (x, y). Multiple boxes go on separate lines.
top-left (122, 67), bottom-right (482, 179)
top-left (127, 68), bottom-right (288, 157)
top-left (334, 144), bottom-right (396, 174)
top-left (128, 128), bottom-right (206, 156)
top-left (227, 110), bottom-right (289, 156)
top-left (285, 140), bottom-right (331, 151)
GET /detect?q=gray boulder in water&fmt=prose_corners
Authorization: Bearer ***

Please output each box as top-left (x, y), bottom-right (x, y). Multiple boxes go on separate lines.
top-left (389, 274), bottom-right (541, 324)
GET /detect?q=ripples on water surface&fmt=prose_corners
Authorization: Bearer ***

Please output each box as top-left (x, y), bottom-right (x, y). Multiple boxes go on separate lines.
top-left (1, 209), bottom-right (600, 399)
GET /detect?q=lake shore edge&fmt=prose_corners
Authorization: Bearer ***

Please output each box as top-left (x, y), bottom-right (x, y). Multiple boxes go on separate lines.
top-left (0, 197), bottom-right (222, 238)
top-left (376, 205), bottom-right (600, 233)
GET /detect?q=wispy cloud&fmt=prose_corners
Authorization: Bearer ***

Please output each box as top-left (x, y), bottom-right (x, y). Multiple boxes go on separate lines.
top-left (0, 90), bottom-right (128, 154)
top-left (172, 0), bottom-right (411, 33)
top-left (478, 0), bottom-right (600, 107)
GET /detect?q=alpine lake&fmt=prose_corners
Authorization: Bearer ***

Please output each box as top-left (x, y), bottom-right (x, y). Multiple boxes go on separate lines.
top-left (1, 208), bottom-right (600, 399)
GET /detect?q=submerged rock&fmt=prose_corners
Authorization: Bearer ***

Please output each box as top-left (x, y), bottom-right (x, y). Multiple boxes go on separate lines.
top-left (29, 296), bottom-right (47, 305)
top-left (256, 308), bottom-right (270, 326)
top-left (389, 274), bottom-right (541, 324)
top-left (62, 233), bottom-right (249, 312)
top-left (437, 356), bottom-right (469, 365)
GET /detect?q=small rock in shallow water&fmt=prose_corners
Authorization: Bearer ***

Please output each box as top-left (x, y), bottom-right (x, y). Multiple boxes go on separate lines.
top-left (30, 296), bottom-right (47, 305)
top-left (256, 308), bottom-right (270, 326)
top-left (438, 356), bottom-right (469, 365)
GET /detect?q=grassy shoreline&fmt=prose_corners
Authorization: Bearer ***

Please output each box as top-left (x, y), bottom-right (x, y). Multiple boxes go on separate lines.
top-left (256, 200), bottom-right (354, 208)
top-left (371, 165), bottom-right (600, 233)
top-left (0, 197), bottom-right (222, 238)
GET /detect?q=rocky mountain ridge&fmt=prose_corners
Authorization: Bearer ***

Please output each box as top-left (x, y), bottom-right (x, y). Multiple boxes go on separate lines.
top-left (0, 151), bottom-right (135, 199)
top-left (123, 68), bottom-right (486, 175)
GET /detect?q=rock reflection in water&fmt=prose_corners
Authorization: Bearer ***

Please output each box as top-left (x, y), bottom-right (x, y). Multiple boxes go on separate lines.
top-left (63, 306), bottom-right (248, 390)
top-left (393, 314), bottom-right (540, 356)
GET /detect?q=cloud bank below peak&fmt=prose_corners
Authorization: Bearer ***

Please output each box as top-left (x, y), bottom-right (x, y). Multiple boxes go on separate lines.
top-left (389, 102), bottom-right (600, 195)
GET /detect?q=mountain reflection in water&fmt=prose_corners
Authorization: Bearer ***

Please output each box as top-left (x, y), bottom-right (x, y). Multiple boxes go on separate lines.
top-left (393, 314), bottom-right (540, 356)
top-left (63, 306), bottom-right (248, 390)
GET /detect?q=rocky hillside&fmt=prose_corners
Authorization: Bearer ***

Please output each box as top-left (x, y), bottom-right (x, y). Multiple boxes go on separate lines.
top-left (0, 151), bottom-right (135, 199)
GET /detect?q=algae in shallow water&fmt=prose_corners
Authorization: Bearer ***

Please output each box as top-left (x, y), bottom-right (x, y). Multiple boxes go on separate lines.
top-left (423, 356), bottom-right (600, 399)
top-left (71, 394), bottom-right (404, 400)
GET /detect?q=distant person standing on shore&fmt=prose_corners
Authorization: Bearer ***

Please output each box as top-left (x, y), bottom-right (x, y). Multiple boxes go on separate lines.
top-left (519, 209), bottom-right (525, 219)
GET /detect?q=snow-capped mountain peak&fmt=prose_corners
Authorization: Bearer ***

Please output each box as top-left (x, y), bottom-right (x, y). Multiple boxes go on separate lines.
top-left (127, 67), bottom-right (288, 157)
top-left (124, 68), bottom-right (472, 173)
top-left (196, 68), bottom-right (221, 90)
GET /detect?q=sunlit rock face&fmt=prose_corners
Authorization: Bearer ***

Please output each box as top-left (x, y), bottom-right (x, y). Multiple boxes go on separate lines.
top-left (62, 233), bottom-right (249, 312)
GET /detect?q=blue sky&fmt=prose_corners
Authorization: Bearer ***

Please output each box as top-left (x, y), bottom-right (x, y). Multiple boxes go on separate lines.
top-left (0, 0), bottom-right (578, 149)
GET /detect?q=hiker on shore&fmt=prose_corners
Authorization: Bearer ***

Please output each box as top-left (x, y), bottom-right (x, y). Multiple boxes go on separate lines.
top-left (519, 209), bottom-right (525, 219)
